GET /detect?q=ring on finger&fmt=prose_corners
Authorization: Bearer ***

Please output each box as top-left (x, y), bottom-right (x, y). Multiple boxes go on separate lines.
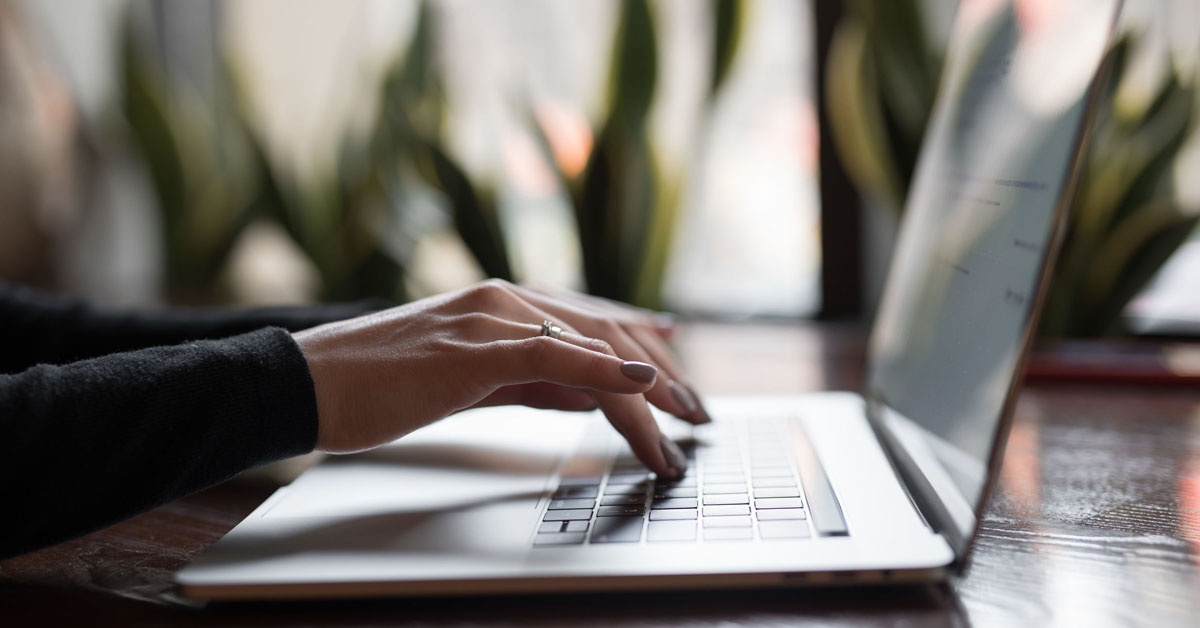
top-left (540, 320), bottom-right (564, 340)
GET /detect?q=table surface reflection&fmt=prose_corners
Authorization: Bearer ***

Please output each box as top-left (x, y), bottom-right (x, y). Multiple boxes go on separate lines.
top-left (2, 321), bottom-right (1198, 626)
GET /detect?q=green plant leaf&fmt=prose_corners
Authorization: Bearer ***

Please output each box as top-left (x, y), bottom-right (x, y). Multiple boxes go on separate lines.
top-left (857, 0), bottom-right (938, 145)
top-left (634, 148), bottom-right (677, 309)
top-left (1081, 200), bottom-right (1198, 335)
top-left (825, 19), bottom-right (905, 213)
top-left (608, 0), bottom-right (657, 129)
top-left (421, 141), bottom-right (514, 281)
top-left (119, 16), bottom-right (187, 246)
top-left (710, 0), bottom-right (746, 98)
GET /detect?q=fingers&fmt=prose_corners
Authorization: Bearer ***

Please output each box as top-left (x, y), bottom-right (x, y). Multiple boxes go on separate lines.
top-left (592, 391), bottom-right (688, 480)
top-left (508, 286), bottom-right (710, 425)
top-left (450, 280), bottom-right (697, 477)
top-left (483, 335), bottom-right (660, 393)
top-left (527, 284), bottom-right (677, 339)
top-left (479, 336), bottom-right (687, 479)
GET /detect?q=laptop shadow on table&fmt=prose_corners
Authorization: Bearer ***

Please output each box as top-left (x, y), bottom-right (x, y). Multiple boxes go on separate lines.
top-left (195, 583), bottom-right (969, 627)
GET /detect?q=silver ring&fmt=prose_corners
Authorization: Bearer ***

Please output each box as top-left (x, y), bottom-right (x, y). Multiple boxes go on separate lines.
top-left (540, 320), bottom-right (563, 339)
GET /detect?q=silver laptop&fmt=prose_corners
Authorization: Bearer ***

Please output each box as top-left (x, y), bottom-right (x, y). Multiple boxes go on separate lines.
top-left (177, 0), bottom-right (1121, 600)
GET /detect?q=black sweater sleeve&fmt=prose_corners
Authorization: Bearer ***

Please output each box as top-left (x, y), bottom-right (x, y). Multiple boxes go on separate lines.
top-left (0, 329), bottom-right (320, 560)
top-left (0, 283), bottom-right (382, 560)
top-left (0, 281), bottom-right (384, 373)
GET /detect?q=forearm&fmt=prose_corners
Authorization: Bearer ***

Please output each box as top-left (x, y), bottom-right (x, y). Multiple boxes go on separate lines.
top-left (0, 327), bottom-right (319, 559)
top-left (0, 281), bottom-right (384, 373)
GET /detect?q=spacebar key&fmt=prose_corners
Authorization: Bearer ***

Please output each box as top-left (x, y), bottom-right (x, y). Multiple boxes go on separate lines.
top-left (790, 424), bottom-right (849, 536)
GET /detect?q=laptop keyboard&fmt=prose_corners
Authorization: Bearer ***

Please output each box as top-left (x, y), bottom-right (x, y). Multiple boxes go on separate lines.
top-left (534, 417), bottom-right (833, 545)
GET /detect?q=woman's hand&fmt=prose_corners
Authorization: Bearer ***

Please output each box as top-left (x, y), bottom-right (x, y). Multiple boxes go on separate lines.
top-left (292, 280), bottom-right (709, 479)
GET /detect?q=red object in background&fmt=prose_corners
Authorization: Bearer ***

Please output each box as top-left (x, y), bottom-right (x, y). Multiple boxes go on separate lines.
top-left (1025, 339), bottom-right (1200, 386)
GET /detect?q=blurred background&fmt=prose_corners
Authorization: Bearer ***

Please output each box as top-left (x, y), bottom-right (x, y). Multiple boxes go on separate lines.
top-left (1, 0), bottom-right (819, 318)
top-left (2, 0), bottom-right (1198, 338)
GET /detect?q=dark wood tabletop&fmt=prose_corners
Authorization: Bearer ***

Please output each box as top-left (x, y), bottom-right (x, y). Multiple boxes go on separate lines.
top-left (3, 321), bottom-right (1199, 626)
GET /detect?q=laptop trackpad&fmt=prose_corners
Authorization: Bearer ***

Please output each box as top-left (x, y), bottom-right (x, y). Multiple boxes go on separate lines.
top-left (248, 408), bottom-right (593, 552)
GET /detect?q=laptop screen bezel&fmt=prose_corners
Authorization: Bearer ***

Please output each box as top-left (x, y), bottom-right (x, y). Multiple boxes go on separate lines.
top-left (860, 0), bottom-right (1124, 569)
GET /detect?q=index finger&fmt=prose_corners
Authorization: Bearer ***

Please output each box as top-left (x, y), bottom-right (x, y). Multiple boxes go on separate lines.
top-left (480, 336), bottom-right (688, 478)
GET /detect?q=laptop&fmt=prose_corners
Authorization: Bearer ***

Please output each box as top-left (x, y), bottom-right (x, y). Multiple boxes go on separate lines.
top-left (177, 0), bottom-right (1122, 600)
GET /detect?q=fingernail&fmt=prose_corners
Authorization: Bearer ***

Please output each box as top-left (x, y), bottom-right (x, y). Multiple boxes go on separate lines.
top-left (685, 383), bottom-right (713, 424)
top-left (669, 380), bottom-right (698, 414)
top-left (620, 361), bottom-right (658, 384)
top-left (660, 435), bottom-right (689, 478)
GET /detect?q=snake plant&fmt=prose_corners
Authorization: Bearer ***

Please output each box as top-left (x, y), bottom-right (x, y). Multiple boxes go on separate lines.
top-left (825, 0), bottom-right (1198, 337)
top-left (528, 0), bottom-right (747, 308)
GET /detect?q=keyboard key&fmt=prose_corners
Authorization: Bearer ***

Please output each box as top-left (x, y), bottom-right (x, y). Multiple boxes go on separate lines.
top-left (754, 486), bottom-right (800, 498)
top-left (703, 483), bottom-right (748, 495)
top-left (655, 486), bottom-right (698, 499)
top-left (554, 486), bottom-right (599, 499)
top-left (702, 515), bottom-right (752, 528)
top-left (598, 505), bottom-right (646, 517)
top-left (604, 484), bottom-right (650, 497)
top-left (600, 494), bottom-right (646, 506)
top-left (534, 532), bottom-right (587, 545)
top-left (609, 472), bottom-right (652, 484)
top-left (658, 474), bottom-right (698, 487)
top-left (756, 508), bottom-right (807, 521)
top-left (758, 521), bottom-right (811, 539)
top-left (703, 504), bottom-right (751, 517)
top-left (539, 521), bottom-right (564, 533)
top-left (592, 517), bottom-right (643, 543)
top-left (543, 509), bottom-right (594, 521)
top-left (703, 493), bottom-right (750, 506)
top-left (704, 527), bottom-right (753, 541)
top-left (750, 466), bottom-right (795, 478)
top-left (756, 497), bottom-right (805, 509)
top-left (549, 498), bottom-right (596, 510)
top-left (564, 520), bottom-right (590, 532)
top-left (651, 498), bottom-right (698, 510)
top-left (702, 463), bottom-right (744, 474)
top-left (752, 477), bottom-right (797, 488)
top-left (649, 508), bottom-right (698, 521)
top-left (704, 473), bottom-right (747, 484)
top-left (647, 520), bottom-right (697, 542)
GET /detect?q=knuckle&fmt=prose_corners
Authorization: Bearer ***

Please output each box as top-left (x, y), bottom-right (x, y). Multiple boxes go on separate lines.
top-left (458, 311), bottom-right (495, 333)
top-left (523, 335), bottom-right (555, 367)
top-left (465, 279), bottom-right (515, 309)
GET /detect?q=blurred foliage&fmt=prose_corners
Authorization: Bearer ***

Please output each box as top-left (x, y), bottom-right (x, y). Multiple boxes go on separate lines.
top-left (119, 10), bottom-right (259, 303)
top-left (825, 0), bottom-right (1199, 337)
top-left (119, 1), bottom-right (509, 304)
top-left (119, 0), bottom-right (744, 308)
top-left (531, 0), bottom-right (747, 308)
top-left (1043, 39), bottom-right (1198, 337)
top-left (256, 0), bottom-right (514, 303)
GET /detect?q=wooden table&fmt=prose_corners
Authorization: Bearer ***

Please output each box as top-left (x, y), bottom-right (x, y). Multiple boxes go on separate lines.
top-left (3, 321), bottom-right (1199, 626)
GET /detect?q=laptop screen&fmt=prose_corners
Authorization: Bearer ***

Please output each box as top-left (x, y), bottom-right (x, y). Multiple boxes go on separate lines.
top-left (865, 0), bottom-right (1120, 555)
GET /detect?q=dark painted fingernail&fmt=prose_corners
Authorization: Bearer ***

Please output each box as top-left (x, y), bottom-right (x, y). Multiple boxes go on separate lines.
top-left (660, 435), bottom-right (688, 478)
top-left (620, 361), bottom-right (658, 384)
top-left (669, 380), bottom-right (698, 414)
top-left (685, 383), bottom-right (713, 424)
